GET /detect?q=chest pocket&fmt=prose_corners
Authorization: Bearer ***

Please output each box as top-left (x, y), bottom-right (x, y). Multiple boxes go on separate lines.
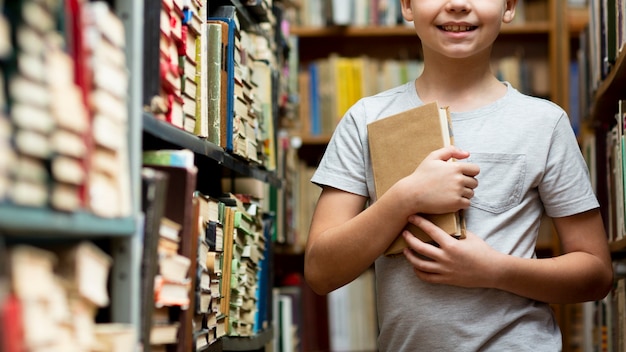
top-left (467, 153), bottom-right (526, 214)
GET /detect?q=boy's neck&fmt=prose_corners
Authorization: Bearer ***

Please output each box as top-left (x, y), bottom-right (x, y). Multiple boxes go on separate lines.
top-left (415, 54), bottom-right (506, 113)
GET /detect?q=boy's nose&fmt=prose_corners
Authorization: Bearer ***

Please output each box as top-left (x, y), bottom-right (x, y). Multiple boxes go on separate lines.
top-left (445, 0), bottom-right (471, 13)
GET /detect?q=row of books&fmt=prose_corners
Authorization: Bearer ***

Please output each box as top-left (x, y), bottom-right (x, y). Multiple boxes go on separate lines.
top-left (140, 149), bottom-right (273, 351)
top-left (2, 242), bottom-right (136, 352)
top-left (270, 269), bottom-right (376, 352)
top-left (298, 55), bottom-right (423, 137)
top-left (296, 53), bottom-right (545, 138)
top-left (143, 2), bottom-right (278, 170)
top-left (149, 215), bottom-right (191, 350)
top-left (0, 0), bottom-right (131, 217)
top-left (603, 100), bottom-right (626, 244)
top-left (295, 0), bottom-right (407, 27)
top-left (582, 0), bottom-right (626, 101)
top-left (579, 99), bottom-right (626, 246)
top-left (588, 260), bottom-right (626, 351)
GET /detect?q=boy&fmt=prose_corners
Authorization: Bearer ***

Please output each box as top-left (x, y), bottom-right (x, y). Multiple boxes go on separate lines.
top-left (304, 0), bottom-right (614, 350)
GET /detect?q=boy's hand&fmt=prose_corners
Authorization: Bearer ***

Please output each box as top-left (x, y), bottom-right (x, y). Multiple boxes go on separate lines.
top-left (402, 215), bottom-right (504, 289)
top-left (399, 146), bottom-right (480, 214)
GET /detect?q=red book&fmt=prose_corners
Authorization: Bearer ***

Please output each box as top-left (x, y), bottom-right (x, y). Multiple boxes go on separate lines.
top-left (1, 294), bottom-right (24, 352)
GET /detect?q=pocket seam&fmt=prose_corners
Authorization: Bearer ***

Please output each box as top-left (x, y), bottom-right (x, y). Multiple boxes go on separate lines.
top-left (468, 153), bottom-right (526, 214)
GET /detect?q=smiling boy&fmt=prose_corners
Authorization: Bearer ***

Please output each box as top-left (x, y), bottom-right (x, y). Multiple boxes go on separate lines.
top-left (304, 0), bottom-right (613, 350)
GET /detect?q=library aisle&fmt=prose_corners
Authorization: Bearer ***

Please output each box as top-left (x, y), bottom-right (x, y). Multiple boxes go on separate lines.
top-left (0, 0), bottom-right (624, 351)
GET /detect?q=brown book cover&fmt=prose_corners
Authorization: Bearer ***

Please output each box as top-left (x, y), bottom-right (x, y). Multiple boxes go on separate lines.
top-left (139, 167), bottom-right (169, 352)
top-left (367, 101), bottom-right (465, 256)
top-left (219, 204), bottom-right (235, 330)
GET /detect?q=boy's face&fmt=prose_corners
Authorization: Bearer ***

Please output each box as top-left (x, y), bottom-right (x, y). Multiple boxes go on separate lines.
top-left (400, 0), bottom-right (517, 60)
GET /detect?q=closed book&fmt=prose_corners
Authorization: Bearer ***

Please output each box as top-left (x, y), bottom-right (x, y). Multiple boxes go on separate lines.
top-left (367, 101), bottom-right (465, 256)
top-left (208, 5), bottom-right (238, 152)
top-left (146, 163), bottom-right (198, 352)
top-left (140, 167), bottom-right (169, 351)
top-left (205, 22), bottom-right (223, 144)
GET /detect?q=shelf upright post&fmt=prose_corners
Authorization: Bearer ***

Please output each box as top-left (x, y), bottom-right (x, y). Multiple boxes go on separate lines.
top-left (110, 0), bottom-right (145, 327)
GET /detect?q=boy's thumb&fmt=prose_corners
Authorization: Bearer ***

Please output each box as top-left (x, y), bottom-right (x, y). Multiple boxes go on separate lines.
top-left (431, 146), bottom-right (470, 161)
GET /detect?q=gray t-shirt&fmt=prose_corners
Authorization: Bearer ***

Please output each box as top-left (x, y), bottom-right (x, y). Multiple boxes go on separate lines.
top-left (311, 81), bottom-right (599, 351)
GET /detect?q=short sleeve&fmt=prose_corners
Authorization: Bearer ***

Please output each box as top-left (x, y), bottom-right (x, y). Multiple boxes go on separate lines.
top-left (310, 103), bottom-right (370, 197)
top-left (539, 114), bottom-right (599, 217)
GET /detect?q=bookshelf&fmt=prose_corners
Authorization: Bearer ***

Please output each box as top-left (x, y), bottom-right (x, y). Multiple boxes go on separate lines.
top-left (0, 0), bottom-right (289, 351)
top-left (577, 0), bottom-right (626, 347)
top-left (0, 0), bottom-right (143, 344)
top-left (291, 0), bottom-right (574, 142)
top-left (138, 0), bottom-right (288, 350)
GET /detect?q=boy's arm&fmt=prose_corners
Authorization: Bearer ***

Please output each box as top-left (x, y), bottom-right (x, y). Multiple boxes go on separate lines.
top-left (404, 209), bottom-right (613, 303)
top-left (304, 147), bottom-right (479, 295)
top-left (304, 186), bottom-right (407, 295)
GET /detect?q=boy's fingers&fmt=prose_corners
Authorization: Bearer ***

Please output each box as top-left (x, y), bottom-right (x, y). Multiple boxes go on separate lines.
top-left (429, 146), bottom-right (470, 162)
top-left (407, 215), bottom-right (450, 245)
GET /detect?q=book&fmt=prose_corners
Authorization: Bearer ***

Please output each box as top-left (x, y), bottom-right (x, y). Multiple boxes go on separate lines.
top-left (144, 161), bottom-right (198, 352)
top-left (154, 275), bottom-right (191, 308)
top-left (160, 217), bottom-right (182, 243)
top-left (1, 293), bottom-right (23, 352)
top-left (367, 101), bottom-right (465, 256)
top-left (143, 149), bottom-right (195, 169)
top-left (141, 0), bottom-right (162, 108)
top-left (54, 241), bottom-right (113, 307)
top-left (208, 5), bottom-right (239, 152)
top-left (327, 269), bottom-right (377, 351)
top-left (159, 254), bottom-right (191, 283)
top-left (140, 167), bottom-right (169, 351)
top-left (149, 321), bottom-right (180, 345)
top-left (92, 323), bottom-right (136, 352)
top-left (206, 22), bottom-right (223, 145)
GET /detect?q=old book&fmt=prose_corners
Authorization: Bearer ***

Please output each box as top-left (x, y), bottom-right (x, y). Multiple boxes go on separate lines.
top-left (208, 5), bottom-right (239, 152)
top-left (145, 163), bottom-right (198, 352)
top-left (206, 19), bottom-right (229, 148)
top-left (204, 22), bottom-right (224, 143)
top-left (154, 275), bottom-right (191, 308)
top-left (367, 101), bottom-right (465, 256)
top-left (140, 167), bottom-right (169, 351)
top-left (149, 321), bottom-right (180, 345)
top-left (159, 253), bottom-right (191, 283)
top-left (54, 241), bottom-right (113, 307)
top-left (219, 203), bottom-right (236, 330)
top-left (92, 323), bottom-right (136, 352)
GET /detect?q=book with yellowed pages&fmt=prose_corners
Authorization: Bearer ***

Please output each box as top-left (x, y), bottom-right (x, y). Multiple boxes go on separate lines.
top-left (367, 101), bottom-right (466, 256)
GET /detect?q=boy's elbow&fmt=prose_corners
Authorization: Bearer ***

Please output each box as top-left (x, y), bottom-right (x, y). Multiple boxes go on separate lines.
top-left (304, 261), bottom-right (332, 295)
top-left (583, 262), bottom-right (614, 302)
top-left (594, 265), bottom-right (615, 300)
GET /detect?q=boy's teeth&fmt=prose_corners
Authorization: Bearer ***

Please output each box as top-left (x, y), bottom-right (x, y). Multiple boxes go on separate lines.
top-left (443, 25), bottom-right (472, 32)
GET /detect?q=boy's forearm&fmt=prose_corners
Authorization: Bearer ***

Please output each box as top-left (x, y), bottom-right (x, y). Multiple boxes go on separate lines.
top-left (305, 193), bottom-right (413, 295)
top-left (492, 252), bottom-right (613, 303)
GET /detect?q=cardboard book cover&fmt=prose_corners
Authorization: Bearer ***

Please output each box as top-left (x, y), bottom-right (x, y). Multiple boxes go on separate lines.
top-left (367, 101), bottom-right (466, 256)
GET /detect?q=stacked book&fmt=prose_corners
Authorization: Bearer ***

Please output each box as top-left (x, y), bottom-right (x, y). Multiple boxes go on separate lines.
top-left (0, 10), bottom-right (12, 202)
top-left (7, 242), bottom-right (135, 351)
top-left (181, 0), bottom-right (207, 137)
top-left (193, 192), bottom-right (227, 349)
top-left (5, 0), bottom-right (89, 209)
top-left (84, 2), bottom-right (132, 218)
top-left (155, 0), bottom-right (185, 128)
top-left (2, 0), bottom-right (132, 218)
top-left (220, 193), bottom-right (266, 337)
top-left (151, 217), bottom-right (191, 349)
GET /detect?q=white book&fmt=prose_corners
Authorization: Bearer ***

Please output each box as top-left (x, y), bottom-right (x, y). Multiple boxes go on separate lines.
top-left (331, 0), bottom-right (353, 25)
top-left (278, 294), bottom-right (294, 352)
